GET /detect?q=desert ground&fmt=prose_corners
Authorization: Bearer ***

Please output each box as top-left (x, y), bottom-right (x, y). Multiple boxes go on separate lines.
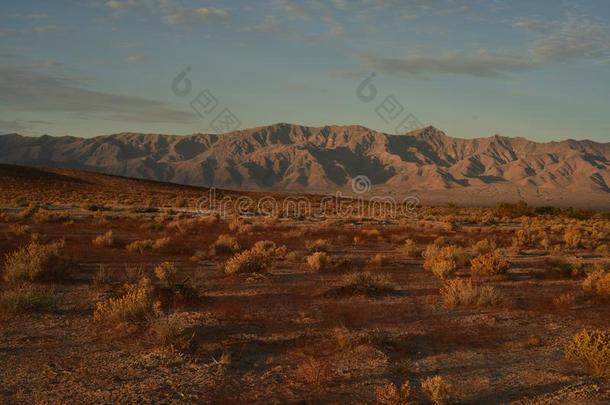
top-left (0, 164), bottom-right (609, 404)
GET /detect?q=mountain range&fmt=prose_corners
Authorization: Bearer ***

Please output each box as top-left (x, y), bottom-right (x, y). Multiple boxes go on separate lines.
top-left (1, 124), bottom-right (608, 209)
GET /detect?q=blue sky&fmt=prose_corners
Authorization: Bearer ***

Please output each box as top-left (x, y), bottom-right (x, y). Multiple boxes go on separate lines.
top-left (1, 0), bottom-right (610, 142)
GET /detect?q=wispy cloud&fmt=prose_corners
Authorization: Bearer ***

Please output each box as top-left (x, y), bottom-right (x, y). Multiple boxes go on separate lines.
top-left (28, 13), bottom-right (49, 20)
top-left (33, 24), bottom-right (62, 33)
top-left (162, 7), bottom-right (230, 26)
top-left (364, 12), bottom-right (610, 78)
top-left (102, 0), bottom-right (230, 26)
top-left (512, 17), bottom-right (551, 34)
top-left (363, 52), bottom-right (536, 79)
top-left (0, 63), bottom-right (197, 123)
top-left (0, 120), bottom-right (28, 134)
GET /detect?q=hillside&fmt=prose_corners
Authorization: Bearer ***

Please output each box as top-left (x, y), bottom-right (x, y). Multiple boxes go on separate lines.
top-left (0, 124), bottom-right (608, 209)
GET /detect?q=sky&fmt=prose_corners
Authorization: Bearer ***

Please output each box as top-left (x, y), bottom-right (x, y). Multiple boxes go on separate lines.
top-left (1, 0), bottom-right (610, 142)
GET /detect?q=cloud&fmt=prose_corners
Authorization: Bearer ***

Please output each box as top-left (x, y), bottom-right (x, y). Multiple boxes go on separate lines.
top-left (28, 13), bottom-right (49, 20)
top-left (0, 64), bottom-right (197, 124)
top-left (247, 15), bottom-right (281, 33)
top-left (162, 7), bottom-right (230, 26)
top-left (323, 14), bottom-right (345, 37)
top-left (0, 28), bottom-right (19, 37)
top-left (125, 53), bottom-right (145, 62)
top-left (364, 13), bottom-right (610, 79)
top-left (528, 14), bottom-right (610, 63)
top-left (101, 1), bottom-right (230, 27)
top-left (104, 0), bottom-right (145, 12)
top-left (363, 52), bottom-right (537, 78)
top-left (33, 24), bottom-right (62, 33)
top-left (0, 120), bottom-right (28, 134)
top-left (512, 17), bottom-right (551, 34)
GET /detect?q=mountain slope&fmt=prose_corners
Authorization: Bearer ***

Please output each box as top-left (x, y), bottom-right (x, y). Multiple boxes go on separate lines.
top-left (0, 124), bottom-right (608, 209)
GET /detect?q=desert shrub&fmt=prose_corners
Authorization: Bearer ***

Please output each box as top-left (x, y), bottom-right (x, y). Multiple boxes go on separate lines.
top-left (153, 236), bottom-right (171, 250)
top-left (213, 234), bottom-right (240, 254)
top-left (7, 224), bottom-right (30, 237)
top-left (286, 251), bottom-right (299, 262)
top-left (295, 356), bottom-right (329, 386)
top-left (154, 262), bottom-right (177, 286)
top-left (223, 241), bottom-right (284, 275)
top-left (150, 316), bottom-right (192, 350)
top-left (17, 204), bottom-right (38, 220)
top-left (93, 277), bottom-right (160, 324)
top-left (368, 253), bottom-right (388, 268)
top-left (126, 239), bottom-right (154, 254)
top-left (306, 238), bottom-right (330, 253)
top-left (440, 279), bottom-right (502, 309)
top-left (92, 264), bottom-right (112, 288)
top-left (402, 239), bottom-right (419, 257)
top-left (33, 209), bottom-right (71, 224)
top-left (421, 375), bottom-right (452, 405)
top-left (3, 240), bottom-right (66, 283)
top-left (534, 206), bottom-right (562, 216)
top-left (423, 244), bottom-right (466, 280)
top-left (542, 256), bottom-right (583, 278)
top-left (306, 252), bottom-right (330, 272)
top-left (376, 381), bottom-right (411, 405)
top-left (432, 236), bottom-right (449, 247)
top-left (582, 269), bottom-right (610, 298)
top-left (0, 284), bottom-right (54, 314)
top-left (564, 227), bottom-right (583, 249)
top-left (553, 292), bottom-right (576, 308)
top-left (339, 272), bottom-right (395, 296)
top-left (92, 230), bottom-right (115, 247)
top-left (565, 329), bottom-right (610, 378)
top-left (362, 229), bottom-right (381, 238)
top-left (228, 218), bottom-right (253, 234)
top-left (596, 244), bottom-right (609, 257)
top-left (470, 249), bottom-right (510, 276)
top-left (430, 259), bottom-right (457, 280)
top-left (472, 239), bottom-right (496, 255)
top-left (512, 228), bottom-right (544, 249)
top-left (495, 201), bottom-right (532, 218)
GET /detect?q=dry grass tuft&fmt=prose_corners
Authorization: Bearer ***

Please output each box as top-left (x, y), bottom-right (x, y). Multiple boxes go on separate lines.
top-left (368, 253), bottom-right (388, 268)
top-left (306, 251), bottom-right (330, 272)
top-left (295, 356), bottom-right (329, 386)
top-left (564, 227), bottom-right (583, 250)
top-left (126, 239), bottom-right (154, 254)
top-left (337, 272), bottom-right (395, 297)
top-left (213, 234), bottom-right (240, 254)
top-left (224, 240), bottom-right (284, 275)
top-left (401, 239), bottom-right (420, 257)
top-left (7, 224), bottom-right (30, 237)
top-left (92, 230), bottom-right (115, 247)
top-left (565, 329), bottom-right (610, 378)
top-left (3, 240), bottom-right (67, 283)
top-left (0, 283), bottom-right (55, 314)
top-left (423, 244), bottom-right (467, 281)
top-left (93, 277), bottom-right (160, 324)
top-left (154, 262), bottom-right (177, 286)
top-left (440, 279), bottom-right (502, 309)
top-left (375, 381), bottom-right (411, 405)
top-left (553, 292), bottom-right (576, 308)
top-left (582, 267), bottom-right (610, 298)
top-left (421, 375), bottom-right (452, 405)
top-left (472, 239), bottom-right (497, 255)
top-left (150, 316), bottom-right (193, 351)
top-left (470, 249), bottom-right (510, 277)
top-left (126, 237), bottom-right (171, 254)
top-left (306, 238), bottom-right (330, 253)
